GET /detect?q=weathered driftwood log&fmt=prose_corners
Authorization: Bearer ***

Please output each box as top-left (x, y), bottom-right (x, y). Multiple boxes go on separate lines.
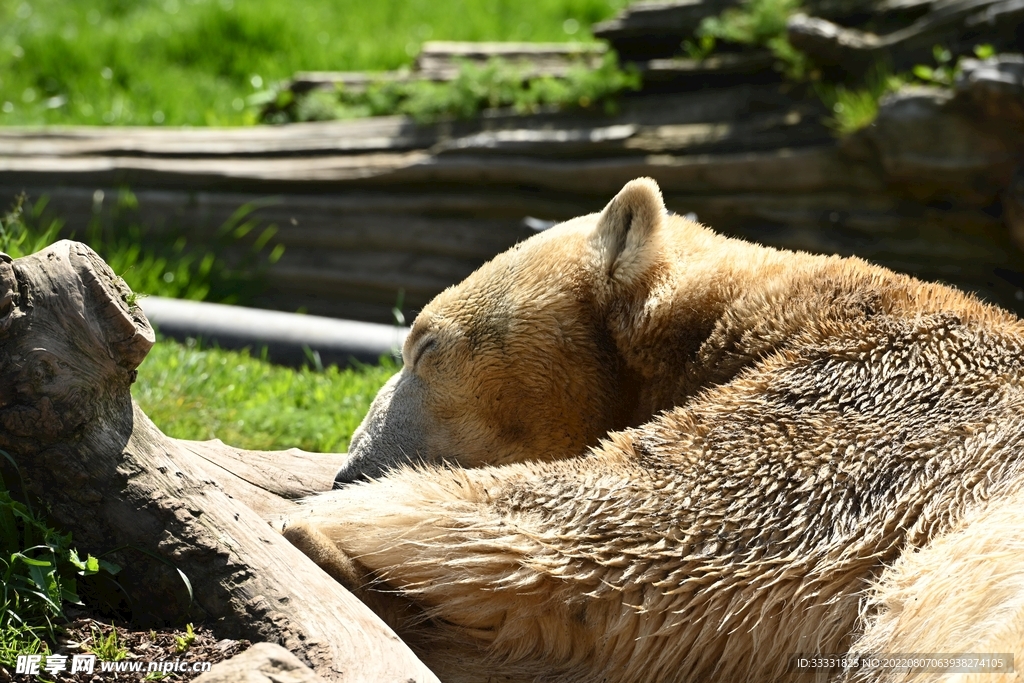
top-left (410, 41), bottom-right (608, 83)
top-left (787, 0), bottom-right (1024, 75)
top-left (590, 0), bottom-right (927, 62)
top-left (3, 73), bottom-right (1024, 321)
top-left (290, 41), bottom-right (607, 95)
top-left (0, 240), bottom-right (439, 683)
top-left (592, 0), bottom-right (743, 61)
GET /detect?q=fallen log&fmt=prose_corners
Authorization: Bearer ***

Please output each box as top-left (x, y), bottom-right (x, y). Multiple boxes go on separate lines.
top-left (590, 0), bottom-right (907, 62)
top-left (0, 118), bottom-right (437, 156)
top-left (592, 0), bottom-right (742, 61)
top-left (414, 41), bottom-right (607, 79)
top-left (290, 41), bottom-right (607, 95)
top-left (786, 0), bottom-right (1024, 74)
top-left (0, 240), bottom-right (438, 682)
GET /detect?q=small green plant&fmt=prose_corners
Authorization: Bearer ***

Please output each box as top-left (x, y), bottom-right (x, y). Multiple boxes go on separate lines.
top-left (265, 52), bottom-right (640, 124)
top-left (123, 290), bottom-right (144, 311)
top-left (173, 623), bottom-right (195, 654)
top-left (817, 67), bottom-right (903, 135)
top-left (765, 33), bottom-right (812, 80)
top-left (0, 620), bottom-right (48, 669)
top-left (682, 34), bottom-right (717, 61)
top-left (912, 44), bottom-right (997, 87)
top-left (88, 624), bottom-right (127, 662)
top-left (821, 86), bottom-right (881, 135)
top-left (0, 462), bottom-right (119, 667)
top-left (0, 195), bottom-right (63, 260)
top-left (913, 45), bottom-right (956, 85)
top-left (697, 0), bottom-right (810, 78)
top-left (973, 43), bottom-right (996, 60)
top-left (699, 0), bottom-right (800, 46)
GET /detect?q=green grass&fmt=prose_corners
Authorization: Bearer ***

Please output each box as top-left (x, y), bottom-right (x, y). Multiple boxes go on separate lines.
top-left (0, 0), bottom-right (630, 127)
top-left (1, 191), bottom-right (281, 304)
top-left (134, 339), bottom-right (399, 452)
top-left (0, 195), bottom-right (63, 260)
top-left (87, 624), bottom-right (127, 662)
top-left (816, 67), bottom-right (903, 135)
top-left (0, 619), bottom-right (47, 667)
top-left (173, 622), bottom-right (195, 654)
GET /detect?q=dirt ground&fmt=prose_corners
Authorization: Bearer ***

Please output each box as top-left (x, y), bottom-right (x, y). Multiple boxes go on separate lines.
top-left (0, 613), bottom-right (251, 682)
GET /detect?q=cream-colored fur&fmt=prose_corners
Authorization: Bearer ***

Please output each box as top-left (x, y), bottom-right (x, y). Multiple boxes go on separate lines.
top-left (287, 178), bottom-right (1024, 682)
top-left (846, 486), bottom-right (1024, 683)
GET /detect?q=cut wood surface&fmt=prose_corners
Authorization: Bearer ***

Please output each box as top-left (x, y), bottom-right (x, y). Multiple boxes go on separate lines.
top-left (0, 240), bottom-right (439, 682)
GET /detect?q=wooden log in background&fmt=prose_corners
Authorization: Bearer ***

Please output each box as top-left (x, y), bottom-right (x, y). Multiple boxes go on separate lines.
top-left (594, 0), bottom-right (1023, 66)
top-left (787, 0), bottom-right (1024, 75)
top-left (0, 240), bottom-right (438, 682)
top-left (291, 42), bottom-right (608, 94)
top-left (1, 72), bottom-right (1022, 323)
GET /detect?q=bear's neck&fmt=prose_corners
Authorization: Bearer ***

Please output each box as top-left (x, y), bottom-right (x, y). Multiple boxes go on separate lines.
top-left (611, 244), bottom-right (882, 421)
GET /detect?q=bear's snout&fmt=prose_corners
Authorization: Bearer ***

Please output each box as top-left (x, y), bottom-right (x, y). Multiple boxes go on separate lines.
top-left (334, 369), bottom-right (432, 487)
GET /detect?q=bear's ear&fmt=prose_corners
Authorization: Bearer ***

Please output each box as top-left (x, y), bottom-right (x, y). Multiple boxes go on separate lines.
top-left (592, 177), bottom-right (666, 285)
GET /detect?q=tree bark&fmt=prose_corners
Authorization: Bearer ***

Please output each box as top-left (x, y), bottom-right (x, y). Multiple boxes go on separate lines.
top-left (0, 240), bottom-right (439, 683)
top-left (786, 0), bottom-right (1023, 75)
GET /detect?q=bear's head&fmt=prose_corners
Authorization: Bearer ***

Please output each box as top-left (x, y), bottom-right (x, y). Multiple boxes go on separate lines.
top-left (335, 178), bottom-right (693, 485)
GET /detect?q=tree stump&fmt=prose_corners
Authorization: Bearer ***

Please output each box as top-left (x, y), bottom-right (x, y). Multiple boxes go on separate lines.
top-left (0, 240), bottom-right (439, 683)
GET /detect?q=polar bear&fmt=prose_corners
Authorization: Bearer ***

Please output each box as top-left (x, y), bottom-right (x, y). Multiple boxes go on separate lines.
top-left (286, 178), bottom-right (1024, 683)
